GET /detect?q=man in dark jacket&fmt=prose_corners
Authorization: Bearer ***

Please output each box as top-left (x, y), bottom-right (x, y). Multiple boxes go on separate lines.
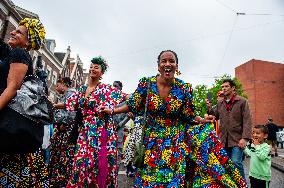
top-left (207, 79), bottom-right (252, 179)
top-left (266, 117), bottom-right (279, 157)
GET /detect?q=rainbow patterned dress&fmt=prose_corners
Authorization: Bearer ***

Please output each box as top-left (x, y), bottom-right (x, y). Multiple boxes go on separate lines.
top-left (126, 76), bottom-right (247, 188)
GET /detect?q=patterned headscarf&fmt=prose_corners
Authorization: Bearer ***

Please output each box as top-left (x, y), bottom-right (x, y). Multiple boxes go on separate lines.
top-left (19, 18), bottom-right (46, 50)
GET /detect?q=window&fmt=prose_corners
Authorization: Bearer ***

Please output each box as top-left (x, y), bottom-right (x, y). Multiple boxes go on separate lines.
top-left (46, 65), bottom-right (52, 80)
top-left (0, 19), bottom-right (3, 32)
top-left (52, 72), bottom-right (58, 85)
top-left (48, 92), bottom-right (55, 103)
top-left (41, 60), bottom-right (46, 70)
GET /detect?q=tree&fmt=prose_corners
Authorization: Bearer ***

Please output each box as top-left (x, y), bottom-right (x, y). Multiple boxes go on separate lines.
top-left (193, 74), bottom-right (247, 117)
top-left (193, 84), bottom-right (208, 117)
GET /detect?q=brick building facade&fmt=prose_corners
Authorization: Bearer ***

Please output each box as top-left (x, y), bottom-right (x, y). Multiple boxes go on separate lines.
top-left (235, 59), bottom-right (284, 126)
top-left (0, 0), bottom-right (85, 102)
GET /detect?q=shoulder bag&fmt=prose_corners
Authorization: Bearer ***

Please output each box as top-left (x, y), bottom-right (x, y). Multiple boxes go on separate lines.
top-left (0, 75), bottom-right (53, 153)
top-left (133, 81), bottom-right (150, 168)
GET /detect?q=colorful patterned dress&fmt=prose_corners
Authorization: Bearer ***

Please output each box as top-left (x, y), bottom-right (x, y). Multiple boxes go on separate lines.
top-left (65, 83), bottom-right (126, 188)
top-left (48, 88), bottom-right (77, 187)
top-left (126, 76), bottom-right (247, 188)
top-left (0, 151), bottom-right (49, 187)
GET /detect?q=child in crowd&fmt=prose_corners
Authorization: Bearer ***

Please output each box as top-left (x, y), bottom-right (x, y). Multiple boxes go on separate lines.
top-left (244, 125), bottom-right (271, 188)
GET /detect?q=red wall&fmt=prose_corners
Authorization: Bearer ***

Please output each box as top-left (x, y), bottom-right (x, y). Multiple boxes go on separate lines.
top-left (235, 59), bottom-right (284, 126)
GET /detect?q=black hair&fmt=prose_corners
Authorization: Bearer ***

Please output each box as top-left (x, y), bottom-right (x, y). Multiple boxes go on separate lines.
top-left (57, 77), bottom-right (72, 87)
top-left (91, 56), bottom-right (108, 73)
top-left (222, 79), bottom-right (236, 87)
top-left (254, 125), bottom-right (269, 135)
top-left (113, 81), bottom-right (123, 89)
top-left (157, 50), bottom-right (178, 64)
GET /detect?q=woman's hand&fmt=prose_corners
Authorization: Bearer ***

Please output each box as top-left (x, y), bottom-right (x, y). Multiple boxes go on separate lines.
top-left (53, 102), bottom-right (65, 109)
top-left (98, 106), bottom-right (113, 115)
top-left (204, 114), bottom-right (215, 123)
top-left (195, 114), bottom-right (215, 124)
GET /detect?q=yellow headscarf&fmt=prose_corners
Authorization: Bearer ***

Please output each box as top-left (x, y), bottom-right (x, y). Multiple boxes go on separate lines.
top-left (19, 18), bottom-right (46, 51)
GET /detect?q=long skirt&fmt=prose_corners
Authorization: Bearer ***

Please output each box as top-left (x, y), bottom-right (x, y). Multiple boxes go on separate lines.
top-left (0, 149), bottom-right (49, 187)
top-left (133, 123), bottom-right (247, 188)
top-left (48, 124), bottom-right (76, 187)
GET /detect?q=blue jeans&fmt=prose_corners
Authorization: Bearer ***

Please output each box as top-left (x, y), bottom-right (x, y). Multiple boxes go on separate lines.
top-left (226, 146), bottom-right (246, 179)
top-left (43, 148), bottom-right (51, 164)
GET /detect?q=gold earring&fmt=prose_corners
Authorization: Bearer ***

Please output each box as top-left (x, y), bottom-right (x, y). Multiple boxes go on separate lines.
top-left (176, 70), bottom-right (181, 76)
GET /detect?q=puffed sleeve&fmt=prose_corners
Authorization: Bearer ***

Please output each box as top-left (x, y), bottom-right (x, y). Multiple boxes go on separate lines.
top-left (181, 83), bottom-right (196, 123)
top-left (65, 88), bottom-right (80, 112)
top-left (126, 77), bottom-right (149, 115)
top-left (9, 47), bottom-right (31, 66)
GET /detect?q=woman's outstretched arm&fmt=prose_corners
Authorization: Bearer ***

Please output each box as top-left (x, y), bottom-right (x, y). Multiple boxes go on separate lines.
top-left (98, 103), bottom-right (129, 115)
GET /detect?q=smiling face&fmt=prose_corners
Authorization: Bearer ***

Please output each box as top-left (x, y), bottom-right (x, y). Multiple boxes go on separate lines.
top-left (8, 25), bottom-right (29, 49)
top-left (158, 51), bottom-right (178, 80)
top-left (89, 63), bottom-right (103, 79)
top-left (252, 127), bottom-right (268, 144)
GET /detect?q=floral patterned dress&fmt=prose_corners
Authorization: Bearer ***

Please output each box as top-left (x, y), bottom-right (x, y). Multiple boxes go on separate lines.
top-left (126, 76), bottom-right (246, 188)
top-left (48, 89), bottom-right (77, 187)
top-left (65, 83), bottom-right (126, 188)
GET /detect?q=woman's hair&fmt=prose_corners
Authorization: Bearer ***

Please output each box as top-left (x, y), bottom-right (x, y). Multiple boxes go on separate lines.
top-left (57, 77), bottom-right (72, 87)
top-left (157, 50), bottom-right (178, 64)
top-left (113, 81), bottom-right (123, 90)
top-left (91, 56), bottom-right (108, 73)
top-left (254, 125), bottom-right (269, 135)
top-left (19, 18), bottom-right (46, 51)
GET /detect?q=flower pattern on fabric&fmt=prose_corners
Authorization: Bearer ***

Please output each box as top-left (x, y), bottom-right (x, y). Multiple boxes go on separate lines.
top-left (49, 89), bottom-right (77, 187)
top-left (48, 124), bottom-right (76, 187)
top-left (126, 76), bottom-right (246, 188)
top-left (65, 83), bottom-right (126, 188)
top-left (0, 150), bottom-right (49, 188)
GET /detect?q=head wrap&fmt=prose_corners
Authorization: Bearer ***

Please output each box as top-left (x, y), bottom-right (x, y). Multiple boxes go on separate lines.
top-left (19, 18), bottom-right (46, 50)
top-left (91, 56), bottom-right (108, 73)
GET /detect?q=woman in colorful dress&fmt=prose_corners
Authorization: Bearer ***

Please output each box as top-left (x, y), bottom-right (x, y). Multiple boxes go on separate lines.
top-left (0, 18), bottom-right (48, 187)
top-left (49, 77), bottom-right (77, 187)
top-left (99, 50), bottom-right (247, 187)
top-left (58, 57), bottom-right (127, 187)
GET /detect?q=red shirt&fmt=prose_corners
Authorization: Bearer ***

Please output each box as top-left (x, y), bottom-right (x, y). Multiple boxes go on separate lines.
top-left (224, 93), bottom-right (237, 111)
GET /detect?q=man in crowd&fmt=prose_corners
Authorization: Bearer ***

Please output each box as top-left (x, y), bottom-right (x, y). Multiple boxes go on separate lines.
top-left (206, 79), bottom-right (252, 179)
top-left (266, 117), bottom-right (279, 157)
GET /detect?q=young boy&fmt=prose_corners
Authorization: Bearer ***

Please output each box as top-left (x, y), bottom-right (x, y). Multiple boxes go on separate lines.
top-left (244, 125), bottom-right (271, 188)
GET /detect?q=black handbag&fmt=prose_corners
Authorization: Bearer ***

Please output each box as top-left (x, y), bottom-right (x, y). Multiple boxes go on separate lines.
top-left (0, 75), bottom-right (53, 153)
top-left (133, 81), bottom-right (150, 168)
top-left (0, 106), bottom-right (44, 153)
top-left (69, 110), bottom-right (82, 145)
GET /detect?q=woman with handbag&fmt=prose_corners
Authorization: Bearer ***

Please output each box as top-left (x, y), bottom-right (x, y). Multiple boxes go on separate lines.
top-left (56, 56), bottom-right (128, 187)
top-left (0, 18), bottom-right (48, 187)
top-left (48, 77), bottom-right (78, 187)
top-left (99, 50), bottom-right (247, 187)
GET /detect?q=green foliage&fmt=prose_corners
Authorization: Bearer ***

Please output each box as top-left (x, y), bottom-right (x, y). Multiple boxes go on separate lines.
top-left (193, 85), bottom-right (208, 116)
top-left (193, 74), bottom-right (247, 117)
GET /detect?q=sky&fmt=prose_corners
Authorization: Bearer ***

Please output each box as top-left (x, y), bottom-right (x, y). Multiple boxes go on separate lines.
top-left (13, 0), bottom-right (284, 93)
